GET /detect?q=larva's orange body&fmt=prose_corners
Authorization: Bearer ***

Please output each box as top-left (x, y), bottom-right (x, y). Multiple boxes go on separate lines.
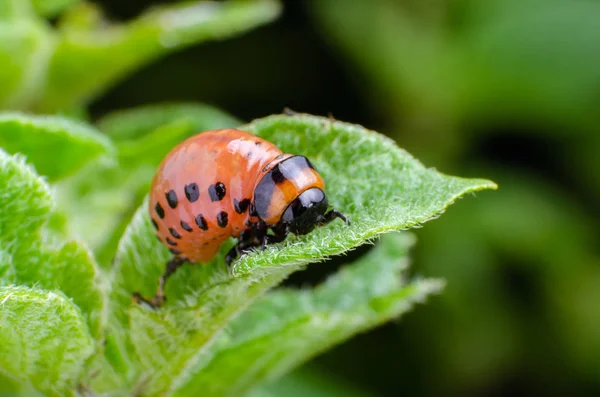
top-left (140, 128), bottom-right (348, 307)
top-left (150, 129), bottom-right (285, 262)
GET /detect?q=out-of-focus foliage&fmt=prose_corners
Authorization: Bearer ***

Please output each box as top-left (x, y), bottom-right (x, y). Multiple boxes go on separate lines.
top-left (309, 0), bottom-right (600, 395)
top-left (246, 368), bottom-right (370, 397)
top-left (0, 112), bottom-right (113, 180)
top-left (312, 0), bottom-right (600, 166)
top-left (0, 0), bottom-right (281, 112)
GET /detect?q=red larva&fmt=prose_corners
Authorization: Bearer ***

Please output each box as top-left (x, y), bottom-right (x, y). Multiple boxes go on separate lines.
top-left (135, 128), bottom-right (348, 307)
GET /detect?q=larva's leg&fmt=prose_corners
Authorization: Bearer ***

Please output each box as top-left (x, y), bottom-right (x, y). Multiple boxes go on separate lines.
top-left (322, 209), bottom-right (350, 226)
top-left (225, 221), bottom-right (278, 270)
top-left (133, 256), bottom-right (185, 308)
top-left (261, 224), bottom-right (289, 250)
top-left (225, 246), bottom-right (239, 268)
top-left (225, 229), bottom-right (255, 269)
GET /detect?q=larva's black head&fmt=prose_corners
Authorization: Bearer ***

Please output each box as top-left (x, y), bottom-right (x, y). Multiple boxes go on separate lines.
top-left (280, 187), bottom-right (329, 235)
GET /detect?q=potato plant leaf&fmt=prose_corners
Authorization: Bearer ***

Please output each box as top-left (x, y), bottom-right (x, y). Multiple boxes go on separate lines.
top-left (107, 113), bottom-right (495, 395)
top-left (0, 112), bottom-right (113, 181)
top-left (97, 102), bottom-right (241, 142)
top-left (0, 285), bottom-right (94, 396)
top-left (173, 233), bottom-right (444, 397)
top-left (31, 0), bottom-right (79, 18)
top-left (0, 149), bottom-right (106, 339)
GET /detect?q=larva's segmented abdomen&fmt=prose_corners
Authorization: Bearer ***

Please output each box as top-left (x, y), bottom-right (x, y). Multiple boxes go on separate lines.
top-left (149, 129), bottom-right (282, 263)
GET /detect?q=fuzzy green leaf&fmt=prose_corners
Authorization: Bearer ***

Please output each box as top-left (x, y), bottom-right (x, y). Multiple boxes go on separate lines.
top-left (40, 0), bottom-right (282, 110)
top-left (0, 248), bottom-right (15, 286)
top-left (47, 241), bottom-right (108, 338)
top-left (108, 114), bottom-right (495, 396)
top-left (0, 149), bottom-right (106, 339)
top-left (0, 285), bottom-right (94, 396)
top-left (174, 233), bottom-right (443, 397)
top-left (0, 150), bottom-right (53, 246)
top-left (0, 112), bottom-right (114, 181)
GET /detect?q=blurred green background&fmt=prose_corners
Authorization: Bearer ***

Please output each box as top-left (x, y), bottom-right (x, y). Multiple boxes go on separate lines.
top-left (4, 0), bottom-right (600, 395)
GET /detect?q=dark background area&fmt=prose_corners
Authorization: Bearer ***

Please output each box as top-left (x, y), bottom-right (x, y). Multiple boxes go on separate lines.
top-left (92, 0), bottom-right (371, 126)
top-left (90, 0), bottom-right (600, 396)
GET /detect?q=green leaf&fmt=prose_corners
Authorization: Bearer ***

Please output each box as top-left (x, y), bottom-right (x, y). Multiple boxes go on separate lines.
top-left (31, 0), bottom-right (79, 18)
top-left (174, 233), bottom-right (443, 397)
top-left (97, 102), bottom-right (241, 142)
top-left (104, 103), bottom-right (241, 168)
top-left (49, 241), bottom-right (108, 339)
top-left (0, 19), bottom-right (53, 109)
top-left (0, 149), bottom-right (106, 339)
top-left (0, 372), bottom-right (42, 396)
top-left (40, 0), bottom-right (282, 110)
top-left (0, 285), bottom-right (94, 396)
top-left (0, 0), bottom-right (35, 20)
top-left (0, 112), bottom-right (114, 181)
top-left (108, 114), bottom-right (495, 395)
top-left (56, 2), bottom-right (103, 33)
top-left (0, 150), bottom-right (52, 246)
top-left (0, 248), bottom-right (15, 286)
top-left (55, 157), bottom-right (153, 255)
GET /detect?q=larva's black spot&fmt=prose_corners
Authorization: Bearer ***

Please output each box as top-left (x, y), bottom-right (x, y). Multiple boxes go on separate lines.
top-left (166, 190), bottom-right (178, 209)
top-left (170, 248), bottom-right (182, 255)
top-left (255, 141), bottom-right (262, 146)
top-left (184, 183), bottom-right (199, 202)
top-left (270, 165), bottom-right (286, 184)
top-left (208, 182), bottom-right (226, 201)
top-left (180, 220), bottom-right (193, 232)
top-left (166, 237), bottom-right (177, 246)
top-left (234, 198), bottom-right (251, 214)
top-left (203, 242), bottom-right (210, 246)
top-left (155, 203), bottom-right (165, 219)
top-left (169, 228), bottom-right (181, 239)
top-left (151, 218), bottom-right (159, 230)
top-left (247, 151), bottom-right (253, 160)
top-left (217, 211), bottom-right (228, 228)
top-left (195, 214), bottom-right (208, 230)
